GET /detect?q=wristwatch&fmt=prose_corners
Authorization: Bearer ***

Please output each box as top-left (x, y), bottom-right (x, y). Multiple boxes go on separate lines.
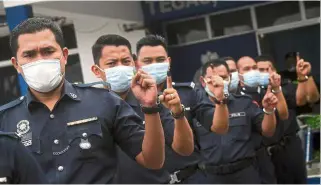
top-left (297, 75), bottom-right (309, 83)
top-left (263, 108), bottom-right (276, 115)
top-left (272, 86), bottom-right (282, 94)
top-left (141, 104), bottom-right (161, 114)
top-left (170, 104), bottom-right (185, 119)
top-left (213, 97), bottom-right (228, 105)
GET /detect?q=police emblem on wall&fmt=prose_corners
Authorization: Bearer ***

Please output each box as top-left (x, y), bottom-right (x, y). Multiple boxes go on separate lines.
top-left (16, 120), bottom-right (30, 135)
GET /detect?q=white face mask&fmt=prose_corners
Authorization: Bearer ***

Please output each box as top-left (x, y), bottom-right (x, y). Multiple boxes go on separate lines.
top-left (141, 62), bottom-right (169, 85)
top-left (229, 72), bottom-right (239, 92)
top-left (20, 59), bottom-right (63, 93)
top-left (104, 66), bottom-right (134, 93)
top-left (240, 70), bottom-right (260, 88)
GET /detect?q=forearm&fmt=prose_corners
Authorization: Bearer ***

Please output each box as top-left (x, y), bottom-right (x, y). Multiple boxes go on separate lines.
top-left (306, 77), bottom-right (320, 103)
top-left (172, 117), bottom-right (194, 156)
top-left (141, 113), bottom-right (165, 169)
top-left (211, 104), bottom-right (229, 134)
top-left (296, 82), bottom-right (308, 106)
top-left (274, 90), bottom-right (289, 120)
top-left (261, 112), bottom-right (276, 137)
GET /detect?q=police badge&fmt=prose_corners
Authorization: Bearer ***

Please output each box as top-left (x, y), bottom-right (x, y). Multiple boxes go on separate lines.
top-left (17, 120), bottom-right (30, 135)
top-left (16, 120), bottom-right (32, 146)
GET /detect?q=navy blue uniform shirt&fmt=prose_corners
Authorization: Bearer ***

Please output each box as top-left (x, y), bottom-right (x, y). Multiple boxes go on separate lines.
top-left (0, 132), bottom-right (47, 184)
top-left (165, 82), bottom-right (216, 171)
top-left (0, 80), bottom-right (145, 184)
top-left (116, 90), bottom-right (171, 184)
top-left (197, 89), bottom-right (265, 165)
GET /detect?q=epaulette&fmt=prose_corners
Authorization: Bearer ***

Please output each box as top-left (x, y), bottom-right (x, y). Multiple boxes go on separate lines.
top-left (73, 81), bottom-right (110, 91)
top-left (0, 96), bottom-right (25, 112)
top-left (172, 82), bottom-right (195, 89)
top-left (0, 131), bottom-right (21, 140)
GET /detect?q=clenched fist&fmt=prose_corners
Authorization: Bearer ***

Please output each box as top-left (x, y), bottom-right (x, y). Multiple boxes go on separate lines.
top-left (205, 75), bottom-right (225, 100)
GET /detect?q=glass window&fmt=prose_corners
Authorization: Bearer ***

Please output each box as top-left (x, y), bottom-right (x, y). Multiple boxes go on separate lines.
top-left (65, 54), bottom-right (84, 84)
top-left (256, 2), bottom-right (301, 28)
top-left (61, 24), bottom-right (78, 49)
top-left (305, 1), bottom-right (320, 19)
top-left (0, 35), bottom-right (11, 61)
top-left (210, 9), bottom-right (253, 37)
top-left (0, 66), bottom-right (20, 105)
top-left (166, 18), bottom-right (207, 45)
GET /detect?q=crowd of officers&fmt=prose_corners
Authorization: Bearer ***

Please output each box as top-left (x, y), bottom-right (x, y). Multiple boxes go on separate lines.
top-left (0, 17), bottom-right (319, 184)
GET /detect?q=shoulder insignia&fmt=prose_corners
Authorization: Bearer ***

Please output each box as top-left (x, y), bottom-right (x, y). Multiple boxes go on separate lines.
top-left (0, 131), bottom-right (21, 140)
top-left (172, 82), bottom-right (195, 89)
top-left (74, 81), bottom-right (110, 91)
top-left (0, 97), bottom-right (24, 112)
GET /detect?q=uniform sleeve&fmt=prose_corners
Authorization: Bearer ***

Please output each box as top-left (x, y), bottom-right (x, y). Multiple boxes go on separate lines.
top-left (247, 101), bottom-right (264, 134)
top-left (13, 140), bottom-right (48, 183)
top-left (192, 89), bottom-right (216, 131)
top-left (283, 83), bottom-right (297, 109)
top-left (112, 100), bottom-right (145, 160)
top-left (159, 106), bottom-right (175, 146)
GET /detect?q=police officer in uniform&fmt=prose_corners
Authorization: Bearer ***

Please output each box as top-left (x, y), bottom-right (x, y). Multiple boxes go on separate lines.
top-left (256, 55), bottom-right (319, 183)
top-left (135, 35), bottom-right (229, 184)
top-left (198, 59), bottom-right (278, 183)
top-left (0, 17), bottom-right (166, 183)
top-left (0, 131), bottom-right (47, 184)
top-left (90, 34), bottom-right (194, 184)
top-left (235, 56), bottom-right (290, 184)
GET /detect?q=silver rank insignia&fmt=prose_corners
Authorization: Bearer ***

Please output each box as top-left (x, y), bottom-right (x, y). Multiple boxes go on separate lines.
top-left (79, 139), bottom-right (91, 150)
top-left (17, 120), bottom-right (30, 135)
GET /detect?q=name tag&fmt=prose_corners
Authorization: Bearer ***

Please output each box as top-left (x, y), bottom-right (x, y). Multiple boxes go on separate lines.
top-left (229, 112), bottom-right (246, 118)
top-left (67, 117), bottom-right (98, 126)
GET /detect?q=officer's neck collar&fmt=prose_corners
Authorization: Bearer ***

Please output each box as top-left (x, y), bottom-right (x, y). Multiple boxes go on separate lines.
top-left (241, 85), bottom-right (259, 93)
top-left (26, 80), bottom-right (80, 109)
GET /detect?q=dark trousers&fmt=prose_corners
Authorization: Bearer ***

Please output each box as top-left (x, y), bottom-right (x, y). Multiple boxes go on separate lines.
top-left (255, 148), bottom-right (277, 184)
top-left (271, 135), bottom-right (307, 184)
top-left (205, 164), bottom-right (261, 184)
top-left (179, 170), bottom-right (209, 184)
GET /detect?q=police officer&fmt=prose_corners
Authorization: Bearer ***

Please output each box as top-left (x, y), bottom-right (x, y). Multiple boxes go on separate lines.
top-left (135, 35), bottom-right (229, 183)
top-left (0, 131), bottom-right (47, 183)
top-left (256, 55), bottom-right (319, 183)
top-left (235, 56), bottom-right (290, 183)
top-left (198, 59), bottom-right (278, 183)
top-left (0, 17), bottom-right (165, 183)
top-left (90, 34), bottom-right (194, 183)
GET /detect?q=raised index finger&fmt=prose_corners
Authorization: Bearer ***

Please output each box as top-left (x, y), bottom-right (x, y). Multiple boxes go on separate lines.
top-left (167, 70), bottom-right (173, 88)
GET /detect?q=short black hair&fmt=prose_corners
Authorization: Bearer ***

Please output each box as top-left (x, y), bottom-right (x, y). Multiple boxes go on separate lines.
top-left (201, 58), bottom-right (230, 76)
top-left (285, 52), bottom-right (299, 60)
top-left (255, 55), bottom-right (276, 67)
top-left (212, 58), bottom-right (230, 73)
top-left (221, 56), bottom-right (235, 63)
top-left (136, 35), bottom-right (168, 55)
top-left (92, 34), bottom-right (132, 65)
top-left (10, 17), bottom-right (65, 57)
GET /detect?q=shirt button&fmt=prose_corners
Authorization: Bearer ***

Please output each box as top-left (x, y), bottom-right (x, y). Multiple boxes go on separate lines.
top-left (58, 166), bottom-right (64, 172)
top-left (54, 139), bottom-right (59, 144)
top-left (50, 114), bottom-right (55, 119)
top-left (82, 133), bottom-right (87, 137)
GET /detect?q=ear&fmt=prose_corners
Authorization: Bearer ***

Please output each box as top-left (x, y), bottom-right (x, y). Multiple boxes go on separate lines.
top-left (62, 47), bottom-right (69, 65)
top-left (200, 76), bottom-right (206, 88)
top-left (11, 57), bottom-right (21, 74)
top-left (91, 65), bottom-right (103, 78)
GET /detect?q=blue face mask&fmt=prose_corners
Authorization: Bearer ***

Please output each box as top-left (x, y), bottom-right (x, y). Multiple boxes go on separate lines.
top-left (229, 72), bottom-right (239, 92)
top-left (105, 66), bottom-right (134, 93)
top-left (259, 72), bottom-right (270, 87)
top-left (241, 70), bottom-right (260, 88)
top-left (205, 85), bottom-right (215, 98)
top-left (141, 62), bottom-right (169, 85)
